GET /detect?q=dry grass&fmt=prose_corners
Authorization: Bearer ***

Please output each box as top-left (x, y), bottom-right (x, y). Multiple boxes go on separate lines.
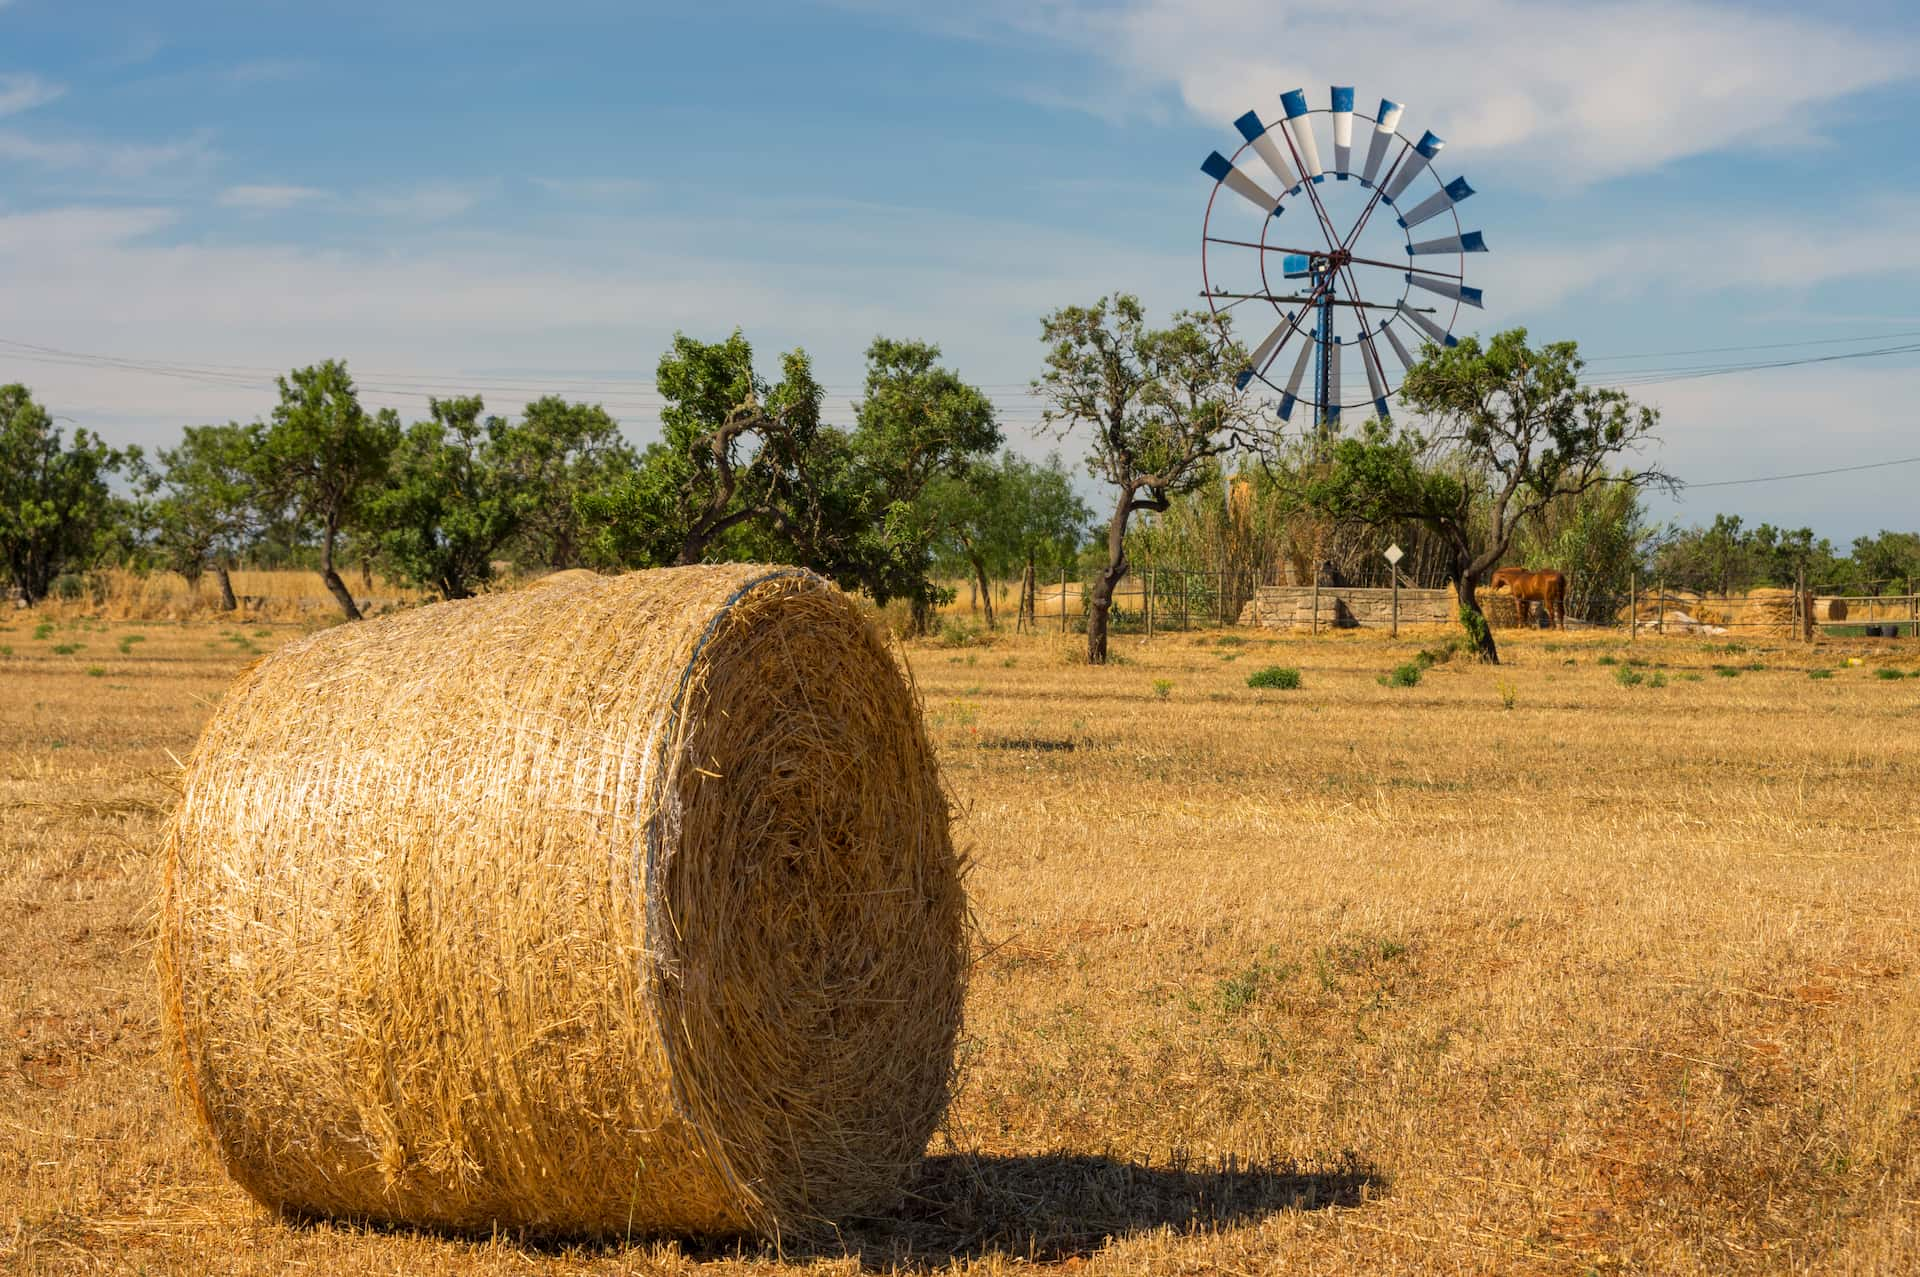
top-left (3, 610), bottom-right (1919, 1273)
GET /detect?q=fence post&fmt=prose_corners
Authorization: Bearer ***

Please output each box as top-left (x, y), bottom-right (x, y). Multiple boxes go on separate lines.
top-left (1060, 566), bottom-right (1068, 634)
top-left (1657, 578), bottom-right (1665, 635)
top-left (1629, 569), bottom-right (1637, 641)
top-left (1392, 571), bottom-right (1400, 639)
top-left (1311, 575), bottom-right (1320, 636)
top-left (1181, 570), bottom-right (1190, 630)
top-left (1145, 566), bottom-right (1154, 640)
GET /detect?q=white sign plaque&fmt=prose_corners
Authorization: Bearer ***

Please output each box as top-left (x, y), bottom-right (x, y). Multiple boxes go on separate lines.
top-left (1384, 543), bottom-right (1404, 566)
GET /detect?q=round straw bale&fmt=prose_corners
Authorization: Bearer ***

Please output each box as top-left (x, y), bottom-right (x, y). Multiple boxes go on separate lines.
top-left (157, 564), bottom-right (965, 1239)
top-left (522, 566), bottom-right (602, 591)
top-left (1819, 597), bottom-right (1848, 622)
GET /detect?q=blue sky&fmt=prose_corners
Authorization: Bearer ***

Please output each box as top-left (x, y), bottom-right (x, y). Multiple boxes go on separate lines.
top-left (1, 0), bottom-right (1917, 541)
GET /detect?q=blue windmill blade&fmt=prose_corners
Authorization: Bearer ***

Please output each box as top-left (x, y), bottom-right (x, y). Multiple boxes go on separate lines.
top-left (1275, 336), bottom-right (1316, 421)
top-left (1360, 332), bottom-right (1392, 419)
top-left (1398, 301), bottom-right (1460, 347)
top-left (1282, 253), bottom-right (1314, 279)
top-left (1381, 317), bottom-right (1418, 370)
top-left (1381, 130), bottom-right (1445, 205)
top-left (1237, 315), bottom-right (1297, 390)
top-left (1396, 176), bottom-right (1475, 230)
top-left (1407, 230), bottom-right (1488, 256)
top-left (1358, 99), bottom-right (1403, 188)
top-left (1324, 336), bottom-right (1342, 425)
top-left (1330, 86), bottom-right (1355, 177)
top-left (1280, 89), bottom-right (1325, 182)
top-left (1202, 152), bottom-right (1282, 216)
top-left (1405, 272), bottom-right (1484, 309)
top-left (1234, 111), bottom-right (1301, 196)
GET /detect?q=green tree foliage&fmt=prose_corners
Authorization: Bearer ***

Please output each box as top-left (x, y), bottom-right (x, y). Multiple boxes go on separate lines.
top-left (848, 337), bottom-right (1001, 632)
top-left (1839, 530), bottom-right (1919, 593)
top-left (253, 360), bottom-right (400, 620)
top-left (581, 331), bottom-right (830, 570)
top-left (1307, 329), bottom-right (1668, 662)
top-left (1653, 514), bottom-right (1841, 595)
top-left (367, 396), bottom-right (523, 600)
top-left (154, 422), bottom-right (260, 609)
top-left (0, 385), bottom-right (138, 605)
top-left (1033, 294), bottom-right (1255, 663)
top-left (927, 451), bottom-right (1089, 628)
top-left (495, 396), bottom-right (636, 572)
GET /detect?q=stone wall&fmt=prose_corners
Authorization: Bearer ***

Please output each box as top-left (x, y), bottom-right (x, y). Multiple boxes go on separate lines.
top-left (1237, 585), bottom-right (1456, 630)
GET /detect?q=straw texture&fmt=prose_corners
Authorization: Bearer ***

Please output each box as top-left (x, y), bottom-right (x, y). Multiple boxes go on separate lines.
top-left (157, 565), bottom-right (965, 1239)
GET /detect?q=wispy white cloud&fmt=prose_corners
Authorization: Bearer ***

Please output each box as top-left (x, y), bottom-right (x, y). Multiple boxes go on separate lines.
top-left (530, 176), bottom-right (655, 203)
top-left (360, 180), bottom-right (495, 221)
top-left (0, 128), bottom-right (213, 179)
top-left (952, 0), bottom-right (1920, 186)
top-left (0, 72), bottom-right (64, 118)
top-left (217, 184), bottom-right (328, 211)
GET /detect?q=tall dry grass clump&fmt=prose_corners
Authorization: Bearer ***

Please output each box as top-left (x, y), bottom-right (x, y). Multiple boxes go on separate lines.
top-left (156, 564), bottom-right (966, 1240)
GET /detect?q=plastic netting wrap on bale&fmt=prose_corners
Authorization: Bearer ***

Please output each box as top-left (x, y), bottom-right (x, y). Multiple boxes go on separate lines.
top-left (157, 565), bottom-right (966, 1239)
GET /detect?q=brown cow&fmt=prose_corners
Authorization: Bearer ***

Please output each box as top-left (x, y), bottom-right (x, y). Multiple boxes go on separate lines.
top-left (1490, 566), bottom-right (1567, 630)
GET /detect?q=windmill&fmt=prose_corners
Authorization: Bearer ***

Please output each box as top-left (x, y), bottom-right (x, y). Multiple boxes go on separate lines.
top-left (1199, 86), bottom-right (1487, 443)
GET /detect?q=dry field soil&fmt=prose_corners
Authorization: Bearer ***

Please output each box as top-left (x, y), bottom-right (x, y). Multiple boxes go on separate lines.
top-left (3, 613), bottom-right (1918, 1273)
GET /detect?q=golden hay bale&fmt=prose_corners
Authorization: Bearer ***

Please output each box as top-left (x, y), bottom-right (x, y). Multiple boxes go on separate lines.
top-left (1818, 597), bottom-right (1849, 622)
top-left (157, 565), bottom-right (965, 1239)
top-left (1447, 582), bottom-right (1520, 629)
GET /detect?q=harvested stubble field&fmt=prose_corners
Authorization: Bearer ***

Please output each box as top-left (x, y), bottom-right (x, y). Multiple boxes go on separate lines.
top-left (3, 612), bottom-right (1918, 1274)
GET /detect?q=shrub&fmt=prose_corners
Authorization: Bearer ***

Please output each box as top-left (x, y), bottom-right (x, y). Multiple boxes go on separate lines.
top-left (1614, 666), bottom-right (1645, 687)
top-left (1875, 667), bottom-right (1905, 681)
top-left (51, 643), bottom-right (82, 655)
top-left (1596, 654), bottom-right (1618, 666)
top-left (1648, 671), bottom-right (1667, 688)
top-left (1213, 634), bottom-right (1246, 648)
top-left (1714, 665), bottom-right (1740, 678)
top-left (1151, 679), bottom-right (1174, 699)
top-left (1808, 668), bottom-right (1833, 680)
top-left (1381, 663), bottom-right (1422, 688)
top-left (86, 666), bottom-right (105, 677)
top-left (1497, 681), bottom-right (1516, 710)
top-left (1246, 666), bottom-right (1301, 690)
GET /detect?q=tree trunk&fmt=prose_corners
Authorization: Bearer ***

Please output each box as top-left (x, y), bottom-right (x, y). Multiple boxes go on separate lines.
top-left (320, 529), bottom-right (363, 621)
top-left (1089, 499), bottom-right (1137, 665)
top-left (968, 550), bottom-right (995, 630)
top-left (1456, 570), bottom-right (1500, 664)
top-left (215, 564), bottom-right (237, 612)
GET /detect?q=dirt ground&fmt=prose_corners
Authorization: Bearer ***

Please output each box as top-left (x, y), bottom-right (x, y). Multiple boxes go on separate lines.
top-left (3, 610), bottom-right (1917, 1273)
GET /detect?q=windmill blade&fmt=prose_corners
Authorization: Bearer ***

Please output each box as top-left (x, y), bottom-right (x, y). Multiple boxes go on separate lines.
top-left (1405, 272), bottom-right (1484, 308)
top-left (1279, 89), bottom-right (1325, 182)
top-left (1330, 86), bottom-right (1355, 177)
top-left (1325, 336), bottom-right (1342, 424)
top-left (1361, 333), bottom-right (1391, 418)
top-left (1202, 152), bottom-right (1281, 216)
top-left (1381, 130), bottom-right (1445, 205)
top-left (1381, 318), bottom-right (1418, 370)
top-left (1237, 315), bottom-right (1297, 390)
top-left (1359, 99), bottom-right (1403, 188)
top-left (1234, 111), bottom-right (1301, 194)
top-left (1396, 176), bottom-right (1475, 230)
top-left (1398, 301), bottom-right (1459, 347)
top-left (1406, 230), bottom-right (1488, 256)
top-left (1276, 335), bottom-right (1316, 421)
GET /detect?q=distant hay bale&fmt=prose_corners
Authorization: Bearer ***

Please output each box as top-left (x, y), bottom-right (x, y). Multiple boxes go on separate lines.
top-left (1818, 597), bottom-right (1848, 622)
top-left (523, 567), bottom-right (602, 591)
top-left (1732, 586), bottom-right (1813, 639)
top-left (157, 565), bottom-right (965, 1239)
top-left (1447, 582), bottom-right (1521, 629)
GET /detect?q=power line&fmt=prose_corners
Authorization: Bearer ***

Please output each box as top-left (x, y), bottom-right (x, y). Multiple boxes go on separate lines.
top-left (1679, 454), bottom-right (1920, 490)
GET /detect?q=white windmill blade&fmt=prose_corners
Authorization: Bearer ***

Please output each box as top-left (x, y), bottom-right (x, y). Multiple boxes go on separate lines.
top-left (1406, 230), bottom-right (1488, 256)
top-left (1279, 89), bottom-right (1325, 183)
top-left (1398, 302), bottom-right (1460, 347)
top-left (1381, 130), bottom-right (1445, 205)
top-left (1237, 315), bottom-right (1297, 389)
top-left (1330, 86), bottom-right (1355, 177)
top-left (1358, 98), bottom-right (1403, 188)
top-left (1202, 151), bottom-right (1281, 216)
top-left (1233, 111), bottom-right (1301, 194)
top-left (1276, 336), bottom-right (1316, 421)
top-left (1325, 336), bottom-right (1343, 423)
top-left (1405, 272), bottom-right (1485, 308)
top-left (1381, 317), bottom-right (1418, 370)
top-left (1361, 333), bottom-right (1390, 418)
top-left (1396, 176), bottom-right (1475, 230)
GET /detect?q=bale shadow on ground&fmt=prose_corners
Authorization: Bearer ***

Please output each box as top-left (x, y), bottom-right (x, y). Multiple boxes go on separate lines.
top-left (768, 1149), bottom-right (1383, 1271)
